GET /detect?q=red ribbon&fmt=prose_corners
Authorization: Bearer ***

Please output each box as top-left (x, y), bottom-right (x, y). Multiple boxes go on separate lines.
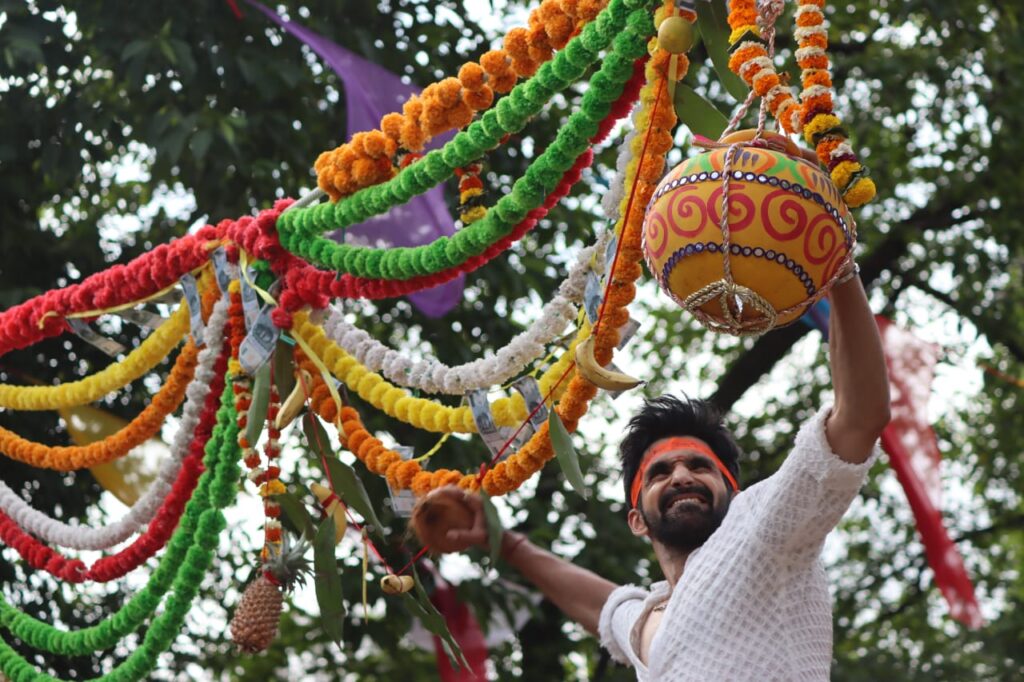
top-left (876, 315), bottom-right (983, 628)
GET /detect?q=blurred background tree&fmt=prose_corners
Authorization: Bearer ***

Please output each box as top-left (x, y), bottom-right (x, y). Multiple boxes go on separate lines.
top-left (0, 0), bottom-right (1020, 679)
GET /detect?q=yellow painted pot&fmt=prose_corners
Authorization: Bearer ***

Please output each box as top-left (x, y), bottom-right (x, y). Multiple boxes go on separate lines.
top-left (642, 131), bottom-right (856, 335)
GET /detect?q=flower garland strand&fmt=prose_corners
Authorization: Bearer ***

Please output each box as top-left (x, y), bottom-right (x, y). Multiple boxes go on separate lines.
top-left (291, 313), bottom-right (576, 434)
top-left (0, 296), bottom-right (229, 551)
top-left (276, 0), bottom-right (639, 278)
top-left (726, 0), bottom-right (876, 207)
top-left (0, 377), bottom-right (238, 674)
top-left (794, 0), bottom-right (876, 207)
top-left (0, 348), bottom-right (227, 585)
top-left (0, 304), bottom-right (190, 410)
top-left (455, 162), bottom-right (488, 226)
top-left (0, 232), bottom-right (218, 359)
top-left (0, 342), bottom-right (197, 471)
top-left (322, 230), bottom-right (608, 394)
top-left (725, 0), bottom-right (802, 134)
top-left (226, 282), bottom-right (285, 564)
top-left (276, 56), bottom-right (645, 314)
top-left (313, 0), bottom-right (607, 200)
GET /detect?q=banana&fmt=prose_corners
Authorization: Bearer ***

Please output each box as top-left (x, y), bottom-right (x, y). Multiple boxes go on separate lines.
top-left (310, 482), bottom-right (348, 543)
top-left (274, 369), bottom-right (311, 430)
top-left (380, 574), bottom-right (415, 595)
top-left (574, 335), bottom-right (643, 392)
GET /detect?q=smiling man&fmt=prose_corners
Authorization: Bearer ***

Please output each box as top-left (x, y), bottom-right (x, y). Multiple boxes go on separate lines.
top-left (436, 264), bottom-right (891, 680)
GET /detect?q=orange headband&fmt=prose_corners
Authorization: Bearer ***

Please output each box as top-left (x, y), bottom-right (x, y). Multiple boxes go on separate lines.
top-left (629, 437), bottom-right (739, 508)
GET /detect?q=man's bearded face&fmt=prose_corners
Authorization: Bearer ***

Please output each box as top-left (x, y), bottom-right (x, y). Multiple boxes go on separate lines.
top-left (636, 449), bottom-right (733, 552)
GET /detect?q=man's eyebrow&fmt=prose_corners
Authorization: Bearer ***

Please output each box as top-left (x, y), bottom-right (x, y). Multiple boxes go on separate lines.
top-left (689, 454), bottom-right (715, 469)
top-left (644, 460), bottom-right (671, 480)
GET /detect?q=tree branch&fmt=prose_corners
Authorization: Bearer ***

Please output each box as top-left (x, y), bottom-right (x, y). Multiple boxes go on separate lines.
top-left (910, 280), bottom-right (1024, 363)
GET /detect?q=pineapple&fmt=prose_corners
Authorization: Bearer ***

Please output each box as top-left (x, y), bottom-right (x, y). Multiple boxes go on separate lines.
top-left (229, 536), bottom-right (311, 652)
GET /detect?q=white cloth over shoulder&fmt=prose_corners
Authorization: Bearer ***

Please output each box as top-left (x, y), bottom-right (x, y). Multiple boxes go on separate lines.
top-left (598, 405), bottom-right (878, 681)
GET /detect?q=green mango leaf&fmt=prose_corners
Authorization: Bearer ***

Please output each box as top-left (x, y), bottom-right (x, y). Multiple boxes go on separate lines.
top-left (697, 1), bottom-right (749, 102)
top-left (480, 491), bottom-right (503, 566)
top-left (278, 489), bottom-right (315, 541)
top-left (549, 410), bottom-right (588, 499)
top-left (314, 516), bottom-right (346, 648)
top-left (302, 411), bottom-right (332, 459)
top-left (120, 39), bottom-right (151, 63)
top-left (403, 565), bottom-right (470, 670)
top-left (674, 82), bottom-right (730, 139)
top-left (245, 363), bottom-right (271, 448)
top-left (323, 453), bottom-right (385, 539)
top-left (273, 338), bottom-right (297, 406)
top-left (189, 129), bottom-right (213, 162)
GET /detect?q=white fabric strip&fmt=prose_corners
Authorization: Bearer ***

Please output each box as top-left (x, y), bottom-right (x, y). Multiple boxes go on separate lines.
top-left (0, 296), bottom-right (229, 551)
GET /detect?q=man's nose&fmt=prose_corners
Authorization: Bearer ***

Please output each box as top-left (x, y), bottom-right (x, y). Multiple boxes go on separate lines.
top-left (668, 461), bottom-right (698, 487)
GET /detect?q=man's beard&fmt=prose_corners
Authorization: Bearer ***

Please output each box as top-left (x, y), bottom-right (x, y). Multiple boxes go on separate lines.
top-left (641, 483), bottom-right (730, 552)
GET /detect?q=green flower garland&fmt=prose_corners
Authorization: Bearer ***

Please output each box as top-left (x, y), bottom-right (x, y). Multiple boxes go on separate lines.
top-left (0, 382), bottom-right (240, 681)
top-left (276, 0), bottom-right (656, 281)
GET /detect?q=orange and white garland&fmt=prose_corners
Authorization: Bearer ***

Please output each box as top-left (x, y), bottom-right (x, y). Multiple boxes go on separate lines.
top-left (726, 0), bottom-right (876, 207)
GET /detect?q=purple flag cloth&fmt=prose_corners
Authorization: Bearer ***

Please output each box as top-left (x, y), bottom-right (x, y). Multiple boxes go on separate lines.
top-left (247, 0), bottom-right (464, 317)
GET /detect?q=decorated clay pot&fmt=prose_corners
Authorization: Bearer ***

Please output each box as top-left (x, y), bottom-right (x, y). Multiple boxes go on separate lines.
top-left (642, 130), bottom-right (856, 334)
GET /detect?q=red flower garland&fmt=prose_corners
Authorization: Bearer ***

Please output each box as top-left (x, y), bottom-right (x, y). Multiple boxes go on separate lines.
top-left (0, 59), bottom-right (645, 354)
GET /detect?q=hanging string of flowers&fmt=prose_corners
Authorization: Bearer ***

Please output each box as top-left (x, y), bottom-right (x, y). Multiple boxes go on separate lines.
top-left (276, 0), bottom-right (641, 277)
top-left (322, 230), bottom-right (608, 395)
top-left (725, 0), bottom-right (876, 207)
top-left (794, 0), bottom-right (876, 206)
top-left (0, 297), bottom-right (229, 550)
top-left (290, 312), bottom-right (575, 433)
top-left (0, 343), bottom-right (197, 470)
top-left (0, 304), bottom-right (190, 411)
top-left (275, 56), bottom-right (645, 314)
top-left (312, 0), bottom-right (607, 201)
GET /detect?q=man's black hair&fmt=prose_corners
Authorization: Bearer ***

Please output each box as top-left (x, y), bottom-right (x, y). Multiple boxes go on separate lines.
top-left (620, 395), bottom-right (742, 508)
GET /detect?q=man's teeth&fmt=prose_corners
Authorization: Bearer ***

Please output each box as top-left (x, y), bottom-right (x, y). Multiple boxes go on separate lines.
top-left (668, 495), bottom-right (706, 510)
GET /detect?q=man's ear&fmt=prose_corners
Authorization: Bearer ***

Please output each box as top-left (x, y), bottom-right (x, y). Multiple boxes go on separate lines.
top-left (627, 507), bottom-right (649, 538)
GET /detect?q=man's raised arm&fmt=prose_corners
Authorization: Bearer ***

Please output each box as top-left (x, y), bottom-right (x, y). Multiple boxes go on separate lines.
top-left (825, 266), bottom-right (892, 463)
top-left (438, 487), bottom-right (618, 635)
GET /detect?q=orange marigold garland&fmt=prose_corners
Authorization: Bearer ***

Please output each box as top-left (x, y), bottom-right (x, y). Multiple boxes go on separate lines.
top-left (313, 0), bottom-right (609, 201)
top-left (725, 0), bottom-right (802, 134)
top-left (794, 0), bottom-right (876, 207)
top-left (0, 342), bottom-right (198, 471)
top-left (726, 0), bottom-right (876, 207)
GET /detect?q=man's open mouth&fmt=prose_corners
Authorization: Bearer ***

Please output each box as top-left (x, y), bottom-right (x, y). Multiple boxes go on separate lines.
top-left (664, 492), bottom-right (709, 512)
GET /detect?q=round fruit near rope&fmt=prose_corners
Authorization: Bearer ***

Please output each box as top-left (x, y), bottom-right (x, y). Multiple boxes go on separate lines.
top-left (642, 129), bottom-right (856, 334)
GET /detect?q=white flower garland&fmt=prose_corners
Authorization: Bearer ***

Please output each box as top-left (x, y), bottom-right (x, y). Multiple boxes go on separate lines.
top-left (0, 296), bottom-right (229, 551)
top-left (323, 231), bottom-right (611, 395)
top-left (600, 103), bottom-right (644, 222)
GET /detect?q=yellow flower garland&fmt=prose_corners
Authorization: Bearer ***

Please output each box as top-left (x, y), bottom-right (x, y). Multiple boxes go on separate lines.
top-left (0, 304), bottom-right (189, 410)
top-left (290, 312), bottom-right (580, 434)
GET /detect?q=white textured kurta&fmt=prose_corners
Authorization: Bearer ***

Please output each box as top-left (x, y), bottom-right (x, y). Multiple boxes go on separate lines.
top-left (599, 405), bottom-right (877, 681)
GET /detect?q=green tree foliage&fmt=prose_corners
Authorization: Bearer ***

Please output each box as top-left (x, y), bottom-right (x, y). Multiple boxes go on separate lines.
top-left (0, 0), bottom-right (1021, 680)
